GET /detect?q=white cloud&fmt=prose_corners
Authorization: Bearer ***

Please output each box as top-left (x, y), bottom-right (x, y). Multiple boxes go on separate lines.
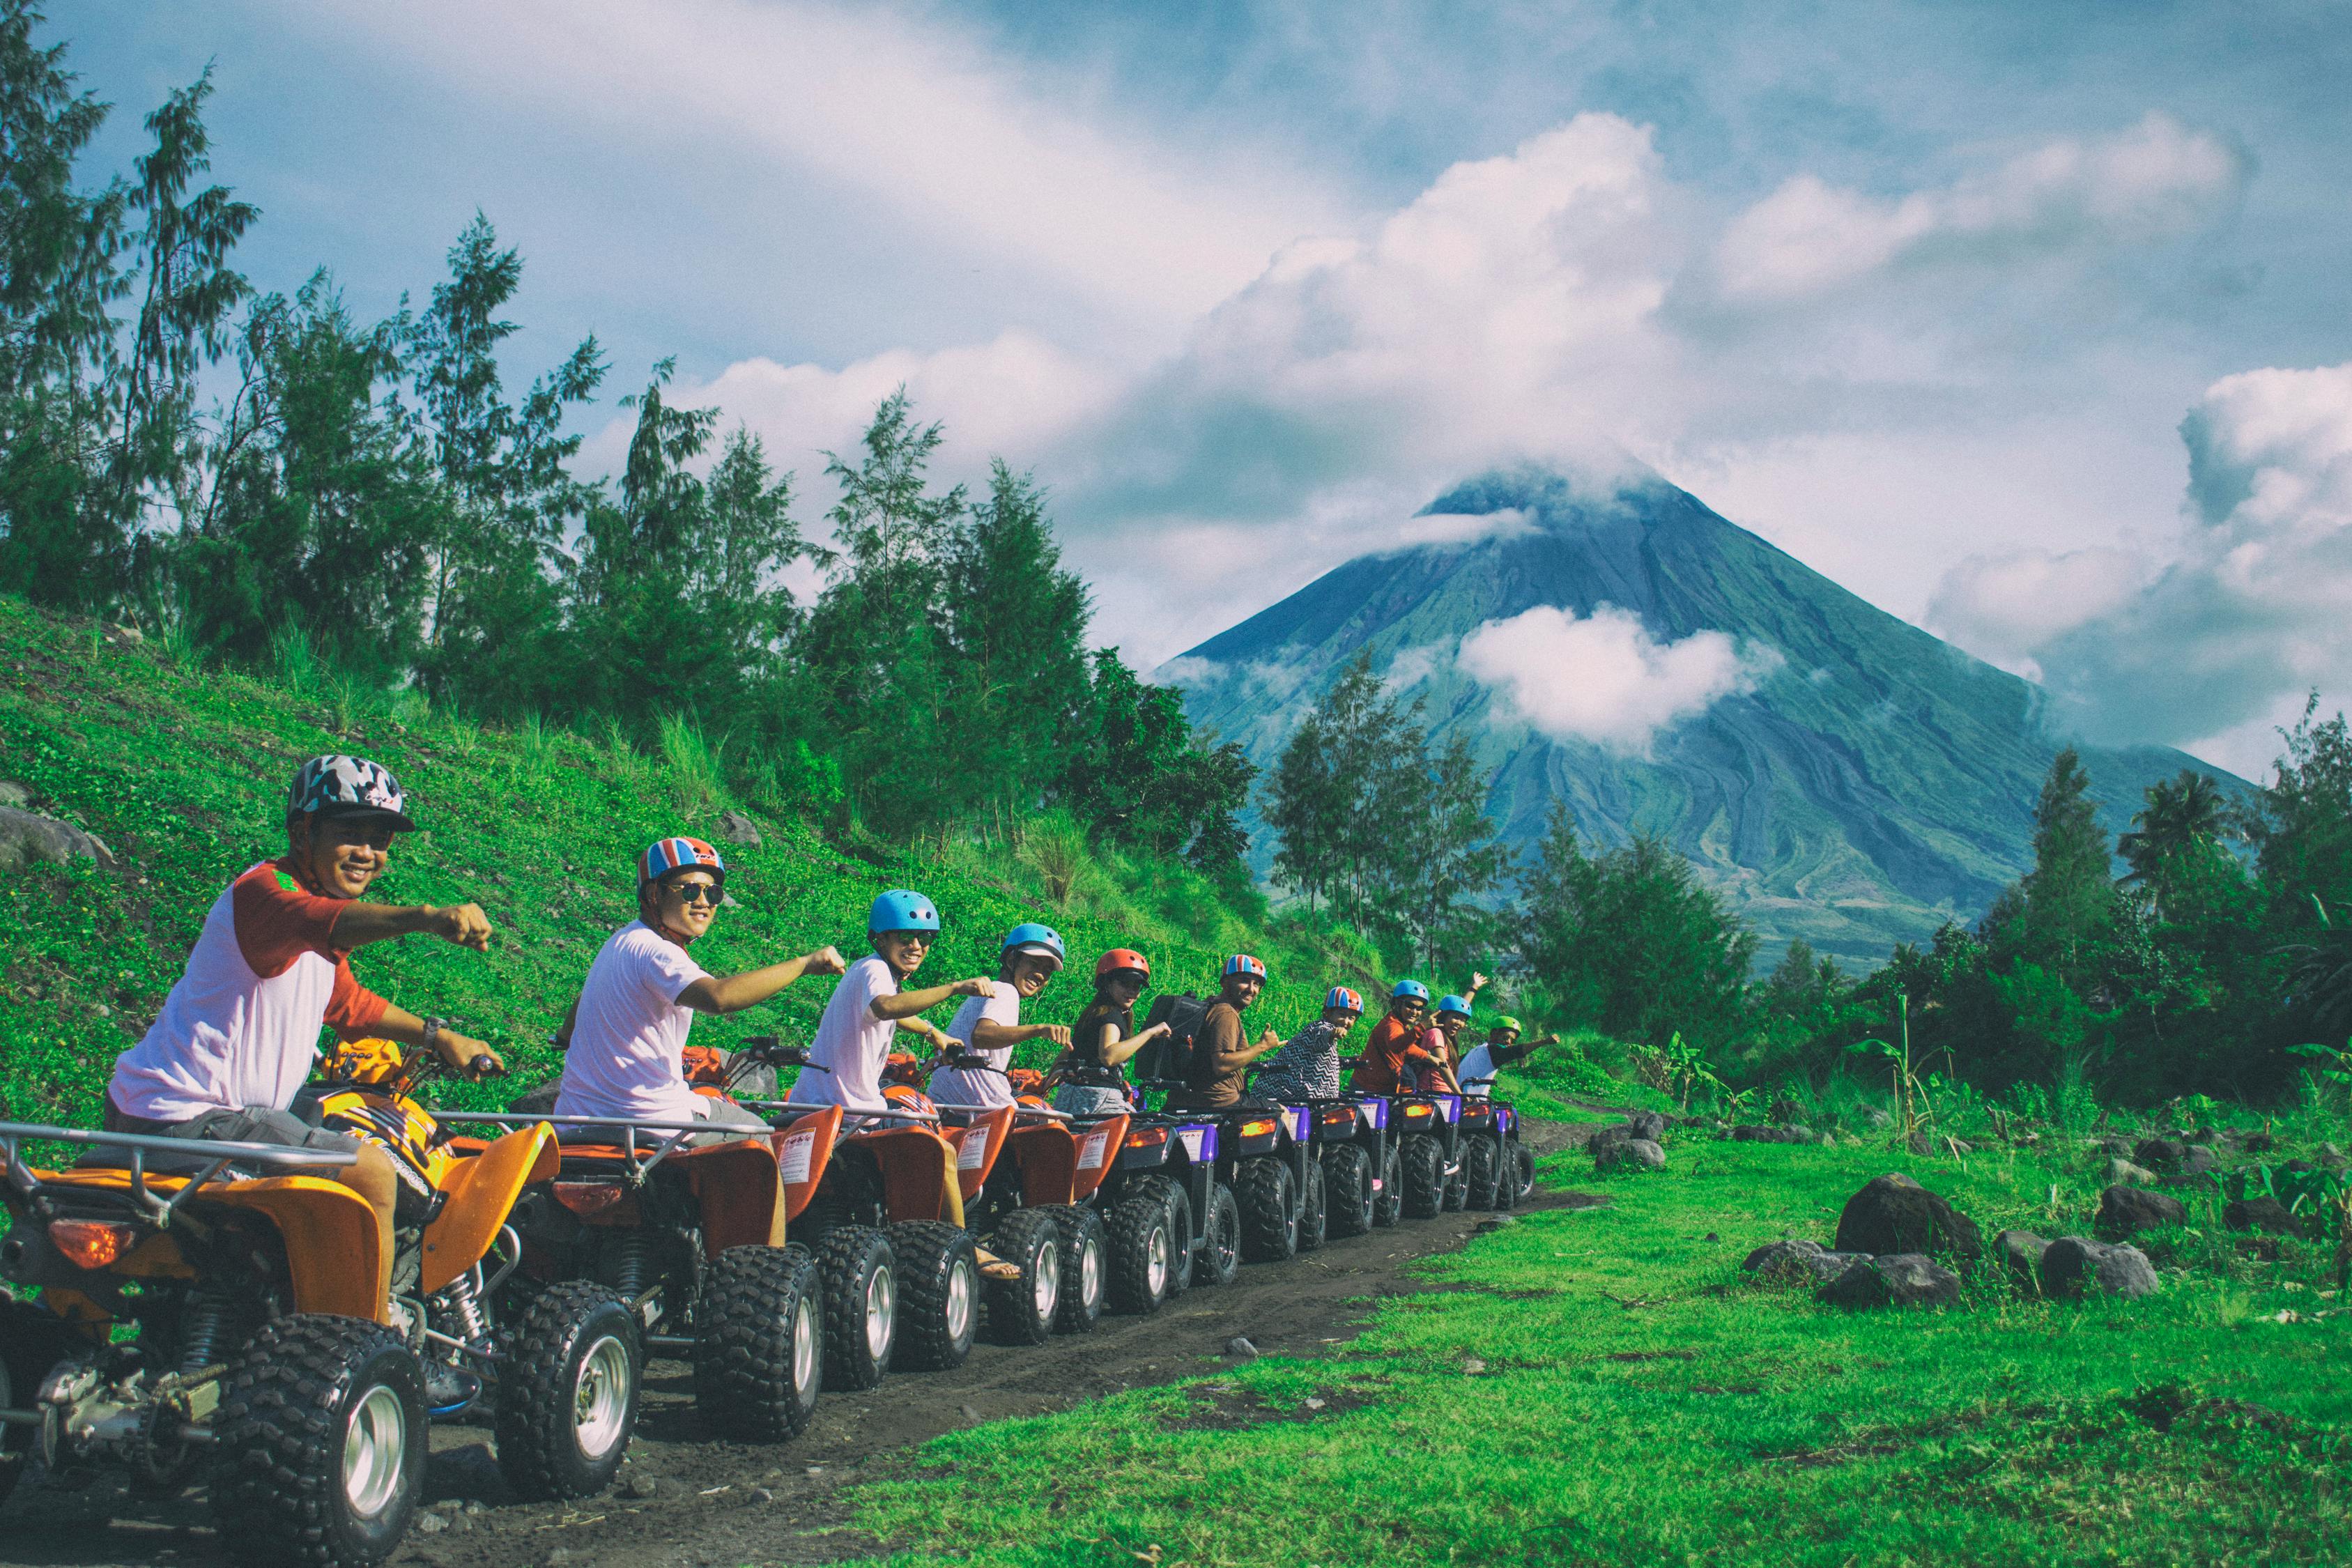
top-left (1382, 643), bottom-right (1445, 693)
top-left (1924, 546), bottom-right (2149, 679)
top-left (1457, 604), bottom-right (1777, 753)
top-left (1714, 113), bottom-right (2248, 302)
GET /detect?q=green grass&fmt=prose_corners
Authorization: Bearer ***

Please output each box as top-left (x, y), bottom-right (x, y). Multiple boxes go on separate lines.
top-left (0, 594), bottom-right (1637, 1126)
top-left (839, 1132), bottom-right (2351, 1568)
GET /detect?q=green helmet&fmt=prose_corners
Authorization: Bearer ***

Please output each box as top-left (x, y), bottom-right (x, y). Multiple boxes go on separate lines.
top-left (1494, 1015), bottom-right (1523, 1036)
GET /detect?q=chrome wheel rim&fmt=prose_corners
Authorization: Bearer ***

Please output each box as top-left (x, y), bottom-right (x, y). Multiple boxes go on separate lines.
top-left (1079, 1237), bottom-right (1103, 1307)
top-left (341, 1383), bottom-right (408, 1519)
top-left (1031, 1243), bottom-right (1060, 1321)
top-left (1145, 1224), bottom-right (1169, 1296)
top-left (863, 1266), bottom-right (896, 1364)
top-left (944, 1258), bottom-right (976, 1342)
top-left (791, 1294), bottom-right (819, 1400)
top-left (573, 1335), bottom-right (631, 1459)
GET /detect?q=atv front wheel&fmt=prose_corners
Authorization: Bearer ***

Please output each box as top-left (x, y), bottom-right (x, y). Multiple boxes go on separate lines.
top-left (1321, 1145), bottom-right (1373, 1238)
top-left (694, 1244), bottom-right (822, 1442)
top-left (1104, 1193), bottom-right (1174, 1315)
top-left (1297, 1156), bottom-right (1328, 1253)
top-left (815, 1226), bottom-right (896, 1392)
top-left (1505, 1141), bottom-right (1536, 1206)
top-left (1399, 1134), bottom-right (1445, 1220)
top-left (1463, 1135), bottom-right (1501, 1210)
top-left (1371, 1141), bottom-right (1405, 1229)
top-left (888, 1221), bottom-right (980, 1371)
top-left (981, 1210), bottom-right (1061, 1346)
top-left (1442, 1154), bottom-right (1470, 1213)
top-left (1234, 1157), bottom-right (1298, 1264)
top-left (497, 1281), bottom-right (640, 1500)
top-left (1045, 1205), bottom-right (1107, 1332)
top-left (1194, 1182), bottom-right (1242, 1287)
top-left (0, 1299), bottom-right (75, 1507)
top-left (211, 1313), bottom-right (425, 1568)
top-left (1129, 1175), bottom-right (1193, 1300)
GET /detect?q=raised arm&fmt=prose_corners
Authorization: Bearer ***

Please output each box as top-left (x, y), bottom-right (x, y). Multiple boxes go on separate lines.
top-left (678, 946), bottom-right (848, 1015)
top-left (335, 900), bottom-right (495, 952)
top-left (871, 975), bottom-right (997, 1021)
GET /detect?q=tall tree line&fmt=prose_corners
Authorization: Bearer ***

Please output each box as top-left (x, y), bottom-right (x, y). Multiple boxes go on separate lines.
top-left (0, 8), bottom-right (1250, 863)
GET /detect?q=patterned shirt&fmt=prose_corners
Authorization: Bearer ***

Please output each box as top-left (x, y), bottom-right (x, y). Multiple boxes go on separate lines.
top-left (1252, 1018), bottom-right (1345, 1100)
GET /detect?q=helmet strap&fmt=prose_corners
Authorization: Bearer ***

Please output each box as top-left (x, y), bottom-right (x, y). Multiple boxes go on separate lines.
top-left (640, 882), bottom-right (698, 946)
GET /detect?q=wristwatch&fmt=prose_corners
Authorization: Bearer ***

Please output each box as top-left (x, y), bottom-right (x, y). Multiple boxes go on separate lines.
top-left (422, 1017), bottom-right (445, 1053)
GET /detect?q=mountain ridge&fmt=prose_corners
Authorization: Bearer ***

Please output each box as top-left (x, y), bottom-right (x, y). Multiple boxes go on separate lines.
top-left (1167, 467), bottom-right (2233, 972)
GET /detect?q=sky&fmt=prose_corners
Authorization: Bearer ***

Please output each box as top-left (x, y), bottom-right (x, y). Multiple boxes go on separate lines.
top-left (71, 0), bottom-right (2352, 779)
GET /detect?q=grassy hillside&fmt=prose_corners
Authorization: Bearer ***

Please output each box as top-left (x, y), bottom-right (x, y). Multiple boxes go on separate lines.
top-left (0, 593), bottom-right (1436, 1128)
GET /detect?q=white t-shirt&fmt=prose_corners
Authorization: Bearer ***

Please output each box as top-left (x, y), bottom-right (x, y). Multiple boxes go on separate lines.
top-left (787, 953), bottom-right (900, 1114)
top-left (554, 921), bottom-right (713, 1121)
top-left (1457, 1043), bottom-right (1498, 1098)
top-left (926, 983), bottom-right (1020, 1109)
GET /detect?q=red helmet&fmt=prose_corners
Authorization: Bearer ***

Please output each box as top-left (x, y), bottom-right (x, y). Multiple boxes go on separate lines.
top-left (1096, 948), bottom-right (1151, 981)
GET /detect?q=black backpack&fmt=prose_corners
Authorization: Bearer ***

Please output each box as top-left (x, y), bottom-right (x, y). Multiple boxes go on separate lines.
top-left (1135, 992), bottom-right (1211, 1086)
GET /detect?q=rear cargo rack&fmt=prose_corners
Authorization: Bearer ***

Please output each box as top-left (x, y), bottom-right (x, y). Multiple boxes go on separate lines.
top-left (0, 1119), bottom-right (357, 1227)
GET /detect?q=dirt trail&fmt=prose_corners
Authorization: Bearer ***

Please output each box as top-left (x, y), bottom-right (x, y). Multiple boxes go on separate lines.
top-left (0, 1118), bottom-right (1613, 1568)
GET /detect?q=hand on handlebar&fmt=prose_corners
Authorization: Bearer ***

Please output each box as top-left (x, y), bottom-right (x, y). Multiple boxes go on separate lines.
top-left (434, 1028), bottom-right (506, 1080)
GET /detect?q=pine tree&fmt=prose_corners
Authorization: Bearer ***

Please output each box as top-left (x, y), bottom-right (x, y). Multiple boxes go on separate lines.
top-left (2019, 746), bottom-right (2113, 977)
top-left (1406, 731), bottom-right (1514, 971)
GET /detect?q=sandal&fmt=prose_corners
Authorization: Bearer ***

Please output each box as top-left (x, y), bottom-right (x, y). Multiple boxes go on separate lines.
top-left (974, 1247), bottom-right (1023, 1282)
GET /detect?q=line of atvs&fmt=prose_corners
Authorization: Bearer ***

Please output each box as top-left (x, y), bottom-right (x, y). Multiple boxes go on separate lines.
top-left (0, 1033), bottom-right (1536, 1567)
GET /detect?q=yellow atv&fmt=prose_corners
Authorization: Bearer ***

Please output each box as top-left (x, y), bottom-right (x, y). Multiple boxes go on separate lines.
top-left (0, 1117), bottom-right (429, 1567)
top-left (305, 1038), bottom-right (644, 1500)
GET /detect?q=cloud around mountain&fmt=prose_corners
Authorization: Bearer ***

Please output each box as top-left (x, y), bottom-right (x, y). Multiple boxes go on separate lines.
top-left (1458, 605), bottom-right (1778, 754)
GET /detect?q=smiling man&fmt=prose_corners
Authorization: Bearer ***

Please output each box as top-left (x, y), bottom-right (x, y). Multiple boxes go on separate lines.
top-left (104, 753), bottom-right (505, 1318)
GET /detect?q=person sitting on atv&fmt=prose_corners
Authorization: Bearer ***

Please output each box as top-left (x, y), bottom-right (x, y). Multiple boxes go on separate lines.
top-left (1162, 955), bottom-right (1284, 1112)
top-left (925, 923), bottom-right (1073, 1111)
top-left (1348, 980), bottom-right (1445, 1096)
top-left (1420, 993), bottom-right (1478, 1093)
top-left (551, 836), bottom-right (846, 1139)
top-left (1459, 1015), bottom-right (1560, 1098)
top-left (102, 754), bottom-right (505, 1316)
top-left (1049, 948), bottom-right (1172, 1117)
top-left (1250, 986), bottom-right (1364, 1102)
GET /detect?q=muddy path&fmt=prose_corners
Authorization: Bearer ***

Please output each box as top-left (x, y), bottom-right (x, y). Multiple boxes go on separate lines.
top-left (0, 1118), bottom-right (1612, 1568)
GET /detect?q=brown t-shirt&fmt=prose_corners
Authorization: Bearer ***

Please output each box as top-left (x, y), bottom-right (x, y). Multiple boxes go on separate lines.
top-left (1174, 1000), bottom-right (1250, 1109)
top-left (1349, 1013), bottom-right (1439, 1095)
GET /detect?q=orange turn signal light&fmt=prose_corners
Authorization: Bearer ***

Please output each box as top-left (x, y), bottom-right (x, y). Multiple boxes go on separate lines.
top-left (1403, 1104), bottom-right (1433, 1118)
top-left (1239, 1119), bottom-right (1278, 1138)
top-left (1123, 1126), bottom-right (1168, 1150)
top-left (48, 1217), bottom-right (139, 1270)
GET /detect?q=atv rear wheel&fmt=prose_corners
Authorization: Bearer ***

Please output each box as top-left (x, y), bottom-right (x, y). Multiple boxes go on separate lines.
top-left (1104, 1193), bottom-right (1174, 1315)
top-left (1298, 1156), bottom-right (1328, 1253)
top-left (1371, 1140), bottom-right (1405, 1228)
top-left (1463, 1134), bottom-right (1502, 1210)
top-left (1321, 1144), bottom-right (1374, 1238)
top-left (888, 1221), bottom-right (980, 1371)
top-left (1399, 1134), bottom-right (1445, 1220)
top-left (1194, 1181), bottom-right (1242, 1287)
top-left (1045, 1205), bottom-right (1107, 1332)
top-left (694, 1244), bottom-right (822, 1442)
top-left (1442, 1153), bottom-right (1470, 1212)
top-left (814, 1226), bottom-right (896, 1392)
top-left (1234, 1157), bottom-right (1298, 1263)
top-left (211, 1313), bottom-right (425, 1568)
top-left (496, 1281), bottom-right (640, 1500)
top-left (981, 1210), bottom-right (1061, 1346)
top-left (1129, 1174), bottom-right (1193, 1300)
top-left (1505, 1141), bottom-right (1536, 1206)
top-left (0, 1300), bottom-right (74, 1507)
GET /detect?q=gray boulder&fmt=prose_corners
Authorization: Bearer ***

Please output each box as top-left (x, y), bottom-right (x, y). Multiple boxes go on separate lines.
top-left (1861, 1107), bottom-right (1895, 1130)
top-left (1627, 1112), bottom-right (1668, 1142)
top-left (2222, 1197), bottom-right (2307, 1238)
top-left (2133, 1137), bottom-right (2188, 1170)
top-left (716, 809), bottom-right (762, 846)
top-left (1742, 1240), bottom-right (1871, 1288)
top-left (1834, 1173), bottom-right (1983, 1261)
top-left (1994, 1229), bottom-right (2051, 1290)
top-left (0, 804), bottom-right (114, 870)
top-left (0, 781), bottom-right (30, 808)
top-left (1732, 1124), bottom-right (1809, 1145)
top-left (1588, 1123), bottom-right (1636, 1157)
top-left (1820, 1252), bottom-right (1961, 1309)
top-left (2096, 1185), bottom-right (2187, 1238)
top-left (1597, 1137), bottom-right (1666, 1171)
top-left (2039, 1236), bottom-right (2159, 1300)
top-left (2107, 1158), bottom-right (2158, 1185)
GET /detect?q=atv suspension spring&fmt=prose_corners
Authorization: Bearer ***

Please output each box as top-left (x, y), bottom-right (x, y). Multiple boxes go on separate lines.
top-left (178, 1286), bottom-right (233, 1374)
top-left (437, 1268), bottom-right (492, 1348)
top-left (606, 1232), bottom-right (656, 1299)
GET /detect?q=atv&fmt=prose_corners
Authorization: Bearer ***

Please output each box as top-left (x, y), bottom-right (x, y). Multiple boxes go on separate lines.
top-left (1248, 1077), bottom-right (1395, 1241)
top-left (1455, 1076), bottom-right (1537, 1209)
top-left (925, 1047), bottom-right (1124, 1340)
top-left (443, 1085), bottom-right (830, 1448)
top-left (0, 1106), bottom-right (582, 1567)
top-left (1086, 1086), bottom-right (1244, 1314)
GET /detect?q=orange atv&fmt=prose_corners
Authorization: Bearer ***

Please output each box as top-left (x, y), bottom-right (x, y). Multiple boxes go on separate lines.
top-left (924, 1047), bottom-right (1127, 1338)
top-left (745, 1045), bottom-right (1024, 1378)
top-left (304, 1038), bottom-right (644, 1499)
top-left (0, 1101), bottom-right (560, 1568)
top-left (445, 1072), bottom-right (833, 1447)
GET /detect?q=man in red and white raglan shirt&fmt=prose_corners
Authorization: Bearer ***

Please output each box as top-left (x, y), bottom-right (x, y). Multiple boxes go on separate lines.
top-left (106, 755), bottom-right (504, 1319)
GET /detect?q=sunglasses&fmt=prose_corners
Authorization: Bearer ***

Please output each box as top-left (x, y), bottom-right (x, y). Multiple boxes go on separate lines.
top-left (667, 881), bottom-right (722, 905)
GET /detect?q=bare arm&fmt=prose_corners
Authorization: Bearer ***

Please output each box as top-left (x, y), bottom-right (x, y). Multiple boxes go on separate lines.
top-left (1098, 1020), bottom-right (1168, 1068)
top-left (551, 998), bottom-right (580, 1050)
top-left (334, 900), bottom-right (494, 952)
top-left (970, 1019), bottom-right (1073, 1051)
top-left (870, 976), bottom-right (995, 1020)
top-left (367, 1004), bottom-right (502, 1077)
top-left (677, 946), bottom-right (847, 1016)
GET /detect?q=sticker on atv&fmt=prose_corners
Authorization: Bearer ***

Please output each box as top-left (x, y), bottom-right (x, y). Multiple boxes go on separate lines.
top-left (1177, 1128), bottom-right (1206, 1161)
top-left (777, 1128), bottom-right (819, 1185)
top-left (956, 1135), bottom-right (990, 1171)
top-left (1077, 1130), bottom-right (1111, 1170)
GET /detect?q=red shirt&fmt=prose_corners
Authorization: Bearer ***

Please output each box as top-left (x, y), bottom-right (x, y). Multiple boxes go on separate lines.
top-left (1348, 1013), bottom-right (1440, 1095)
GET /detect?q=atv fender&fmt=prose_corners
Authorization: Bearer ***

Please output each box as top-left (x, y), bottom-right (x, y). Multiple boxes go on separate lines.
top-left (855, 1127), bottom-right (955, 1222)
top-left (1069, 1115), bottom-right (1129, 1203)
top-left (944, 1107), bottom-right (1014, 1201)
top-left (679, 1138), bottom-right (788, 1251)
top-left (774, 1105), bottom-right (843, 1224)
top-left (1003, 1123), bottom-right (1078, 1207)
top-left (421, 1123), bottom-right (557, 1293)
top-left (206, 1177), bottom-right (383, 1319)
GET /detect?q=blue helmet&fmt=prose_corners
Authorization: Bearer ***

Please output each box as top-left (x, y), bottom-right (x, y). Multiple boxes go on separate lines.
top-left (1436, 994), bottom-right (1472, 1017)
top-left (1001, 922), bottom-right (1066, 969)
top-left (1390, 980), bottom-right (1431, 1003)
top-left (1222, 953), bottom-right (1268, 980)
top-left (868, 889), bottom-right (940, 934)
top-left (1325, 986), bottom-right (1365, 1013)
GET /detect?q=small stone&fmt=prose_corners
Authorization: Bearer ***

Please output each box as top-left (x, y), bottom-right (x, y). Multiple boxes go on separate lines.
top-left (464, 1500), bottom-right (488, 1516)
top-left (0, 781), bottom-right (31, 808)
top-left (2223, 1197), bottom-right (2308, 1239)
top-left (748, 1486), bottom-right (775, 1503)
top-left (2107, 1159), bottom-right (2159, 1185)
top-left (1861, 1107), bottom-right (1894, 1130)
top-left (716, 809), bottom-right (762, 846)
top-left (1474, 1216), bottom-right (1514, 1233)
top-left (1741, 1238), bottom-right (1825, 1275)
top-left (1819, 1252), bottom-right (1962, 1309)
top-left (624, 1473), bottom-right (662, 1500)
top-left (1303, 1397), bottom-right (1327, 1409)
top-left (416, 1514), bottom-right (449, 1535)
top-left (960, 1403), bottom-right (984, 1422)
top-left (0, 804), bottom-right (116, 870)
top-left (805, 1466), bottom-right (827, 1477)
top-left (1463, 1358), bottom-right (1486, 1374)
top-left (1597, 1137), bottom-right (1666, 1171)
top-left (1994, 1229), bottom-right (2051, 1291)
top-left (2134, 1137), bottom-right (2188, 1170)
top-left (2040, 1236), bottom-right (2159, 1299)
top-left (1224, 1336), bottom-right (1259, 1359)
top-left (1627, 1112), bottom-right (1668, 1142)
top-left (2096, 1185), bottom-right (2187, 1239)
top-left (1702, 1231), bottom-right (1719, 1243)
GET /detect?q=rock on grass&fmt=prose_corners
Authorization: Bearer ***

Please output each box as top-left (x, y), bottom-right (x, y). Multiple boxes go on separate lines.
top-left (1994, 1229), bottom-right (2051, 1290)
top-left (2096, 1185), bottom-right (2187, 1239)
top-left (1833, 1174), bottom-right (1983, 1261)
top-left (1597, 1137), bottom-right (1666, 1171)
top-left (1741, 1238), bottom-right (1867, 1287)
top-left (2039, 1237), bottom-right (2159, 1299)
top-left (2222, 1197), bottom-right (2307, 1238)
top-left (1818, 1253), bottom-right (1960, 1308)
